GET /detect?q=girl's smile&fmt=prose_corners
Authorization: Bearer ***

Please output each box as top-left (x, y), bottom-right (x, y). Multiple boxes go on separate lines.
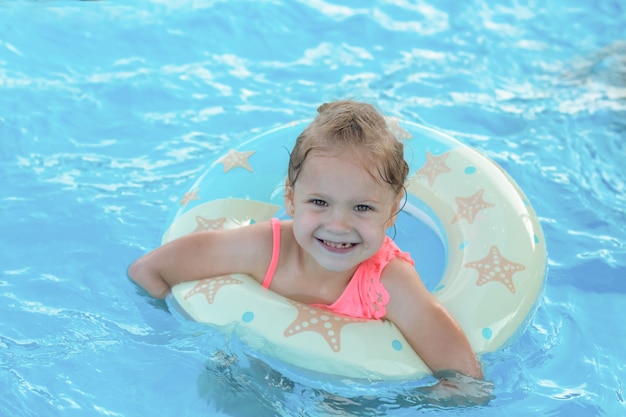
top-left (318, 239), bottom-right (356, 251)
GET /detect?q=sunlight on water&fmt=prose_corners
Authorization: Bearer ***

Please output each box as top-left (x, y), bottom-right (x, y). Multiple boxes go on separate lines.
top-left (1, 0), bottom-right (625, 416)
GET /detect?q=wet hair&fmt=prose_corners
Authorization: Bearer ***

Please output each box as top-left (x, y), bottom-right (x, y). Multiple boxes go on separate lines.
top-left (288, 100), bottom-right (409, 196)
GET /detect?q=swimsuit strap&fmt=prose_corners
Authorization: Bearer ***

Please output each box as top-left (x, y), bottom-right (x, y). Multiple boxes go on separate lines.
top-left (262, 218), bottom-right (281, 289)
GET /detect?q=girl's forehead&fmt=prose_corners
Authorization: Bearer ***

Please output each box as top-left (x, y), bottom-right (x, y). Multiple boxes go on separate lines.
top-left (298, 152), bottom-right (395, 196)
top-left (306, 147), bottom-right (376, 170)
top-left (302, 151), bottom-right (372, 175)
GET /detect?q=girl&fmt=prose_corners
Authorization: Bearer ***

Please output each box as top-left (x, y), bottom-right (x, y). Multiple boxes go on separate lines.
top-left (128, 100), bottom-right (483, 381)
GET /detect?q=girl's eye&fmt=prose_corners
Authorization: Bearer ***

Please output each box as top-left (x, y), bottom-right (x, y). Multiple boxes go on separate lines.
top-left (311, 199), bottom-right (327, 207)
top-left (355, 204), bottom-right (373, 212)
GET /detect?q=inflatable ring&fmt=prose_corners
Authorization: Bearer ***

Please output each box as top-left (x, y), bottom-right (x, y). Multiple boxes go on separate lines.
top-left (164, 119), bottom-right (547, 380)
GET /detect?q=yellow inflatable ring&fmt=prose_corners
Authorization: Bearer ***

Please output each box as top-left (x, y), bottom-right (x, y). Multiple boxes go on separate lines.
top-left (164, 119), bottom-right (547, 380)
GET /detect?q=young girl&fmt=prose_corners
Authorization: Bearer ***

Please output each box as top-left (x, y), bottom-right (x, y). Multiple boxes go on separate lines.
top-left (128, 100), bottom-right (484, 381)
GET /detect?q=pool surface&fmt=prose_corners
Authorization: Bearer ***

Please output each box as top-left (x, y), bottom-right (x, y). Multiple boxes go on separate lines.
top-left (1, 1), bottom-right (625, 416)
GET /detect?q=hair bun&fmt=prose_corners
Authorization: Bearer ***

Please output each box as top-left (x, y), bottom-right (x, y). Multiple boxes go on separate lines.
top-left (317, 102), bottom-right (331, 114)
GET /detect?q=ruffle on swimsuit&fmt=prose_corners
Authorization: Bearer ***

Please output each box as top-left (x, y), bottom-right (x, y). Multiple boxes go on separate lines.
top-left (262, 218), bottom-right (415, 320)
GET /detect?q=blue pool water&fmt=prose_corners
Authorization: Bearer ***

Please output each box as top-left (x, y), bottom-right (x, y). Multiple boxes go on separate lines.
top-left (1, 1), bottom-right (625, 416)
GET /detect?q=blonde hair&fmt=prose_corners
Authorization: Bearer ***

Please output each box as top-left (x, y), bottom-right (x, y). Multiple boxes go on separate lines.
top-left (288, 100), bottom-right (409, 196)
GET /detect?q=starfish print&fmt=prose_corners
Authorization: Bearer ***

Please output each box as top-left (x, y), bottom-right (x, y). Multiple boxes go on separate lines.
top-left (184, 276), bottom-right (243, 304)
top-left (180, 189), bottom-right (200, 206)
top-left (217, 149), bottom-right (256, 173)
top-left (283, 301), bottom-right (363, 352)
top-left (385, 117), bottom-right (413, 140)
top-left (464, 245), bottom-right (526, 293)
top-left (193, 216), bottom-right (226, 233)
top-left (416, 151), bottom-right (451, 186)
top-left (452, 189), bottom-right (494, 224)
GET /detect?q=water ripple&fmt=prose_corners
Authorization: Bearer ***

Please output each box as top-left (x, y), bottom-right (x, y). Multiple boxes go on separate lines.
top-left (1, 1), bottom-right (626, 416)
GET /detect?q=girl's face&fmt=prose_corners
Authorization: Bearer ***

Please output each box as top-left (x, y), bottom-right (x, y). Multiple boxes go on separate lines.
top-left (285, 151), bottom-right (401, 273)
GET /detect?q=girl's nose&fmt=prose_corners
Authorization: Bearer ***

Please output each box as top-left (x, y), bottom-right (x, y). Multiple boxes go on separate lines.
top-left (325, 208), bottom-right (352, 233)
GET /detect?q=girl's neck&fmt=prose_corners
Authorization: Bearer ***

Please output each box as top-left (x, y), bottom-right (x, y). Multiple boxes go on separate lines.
top-left (293, 245), bottom-right (356, 305)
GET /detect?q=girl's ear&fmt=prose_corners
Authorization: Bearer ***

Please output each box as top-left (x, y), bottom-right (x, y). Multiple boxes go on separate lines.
top-left (386, 192), bottom-right (404, 228)
top-left (284, 179), bottom-right (295, 217)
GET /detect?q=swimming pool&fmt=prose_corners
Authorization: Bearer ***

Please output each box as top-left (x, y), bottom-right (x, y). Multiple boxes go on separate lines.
top-left (1, 0), bottom-right (624, 415)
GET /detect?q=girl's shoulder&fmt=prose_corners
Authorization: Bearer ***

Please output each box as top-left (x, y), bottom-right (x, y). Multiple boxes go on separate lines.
top-left (380, 255), bottom-right (428, 301)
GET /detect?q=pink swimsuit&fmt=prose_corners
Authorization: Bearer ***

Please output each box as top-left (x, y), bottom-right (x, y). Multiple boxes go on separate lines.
top-left (262, 218), bottom-right (415, 320)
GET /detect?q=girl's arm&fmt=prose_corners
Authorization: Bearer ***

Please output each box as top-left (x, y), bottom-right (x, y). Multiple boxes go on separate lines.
top-left (127, 221), bottom-right (274, 299)
top-left (382, 259), bottom-right (484, 380)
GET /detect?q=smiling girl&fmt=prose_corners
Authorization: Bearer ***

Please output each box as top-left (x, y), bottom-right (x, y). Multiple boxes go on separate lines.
top-left (128, 100), bottom-right (483, 382)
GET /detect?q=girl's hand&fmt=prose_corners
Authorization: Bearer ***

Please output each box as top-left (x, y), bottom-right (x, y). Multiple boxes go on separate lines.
top-left (401, 371), bottom-right (495, 408)
top-left (127, 259), bottom-right (171, 299)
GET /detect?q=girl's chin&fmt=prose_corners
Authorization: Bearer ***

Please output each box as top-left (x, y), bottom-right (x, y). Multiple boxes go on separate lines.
top-left (312, 246), bottom-right (363, 272)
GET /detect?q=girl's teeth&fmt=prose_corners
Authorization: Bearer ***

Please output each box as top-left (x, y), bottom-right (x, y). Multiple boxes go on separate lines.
top-left (323, 240), bottom-right (353, 248)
